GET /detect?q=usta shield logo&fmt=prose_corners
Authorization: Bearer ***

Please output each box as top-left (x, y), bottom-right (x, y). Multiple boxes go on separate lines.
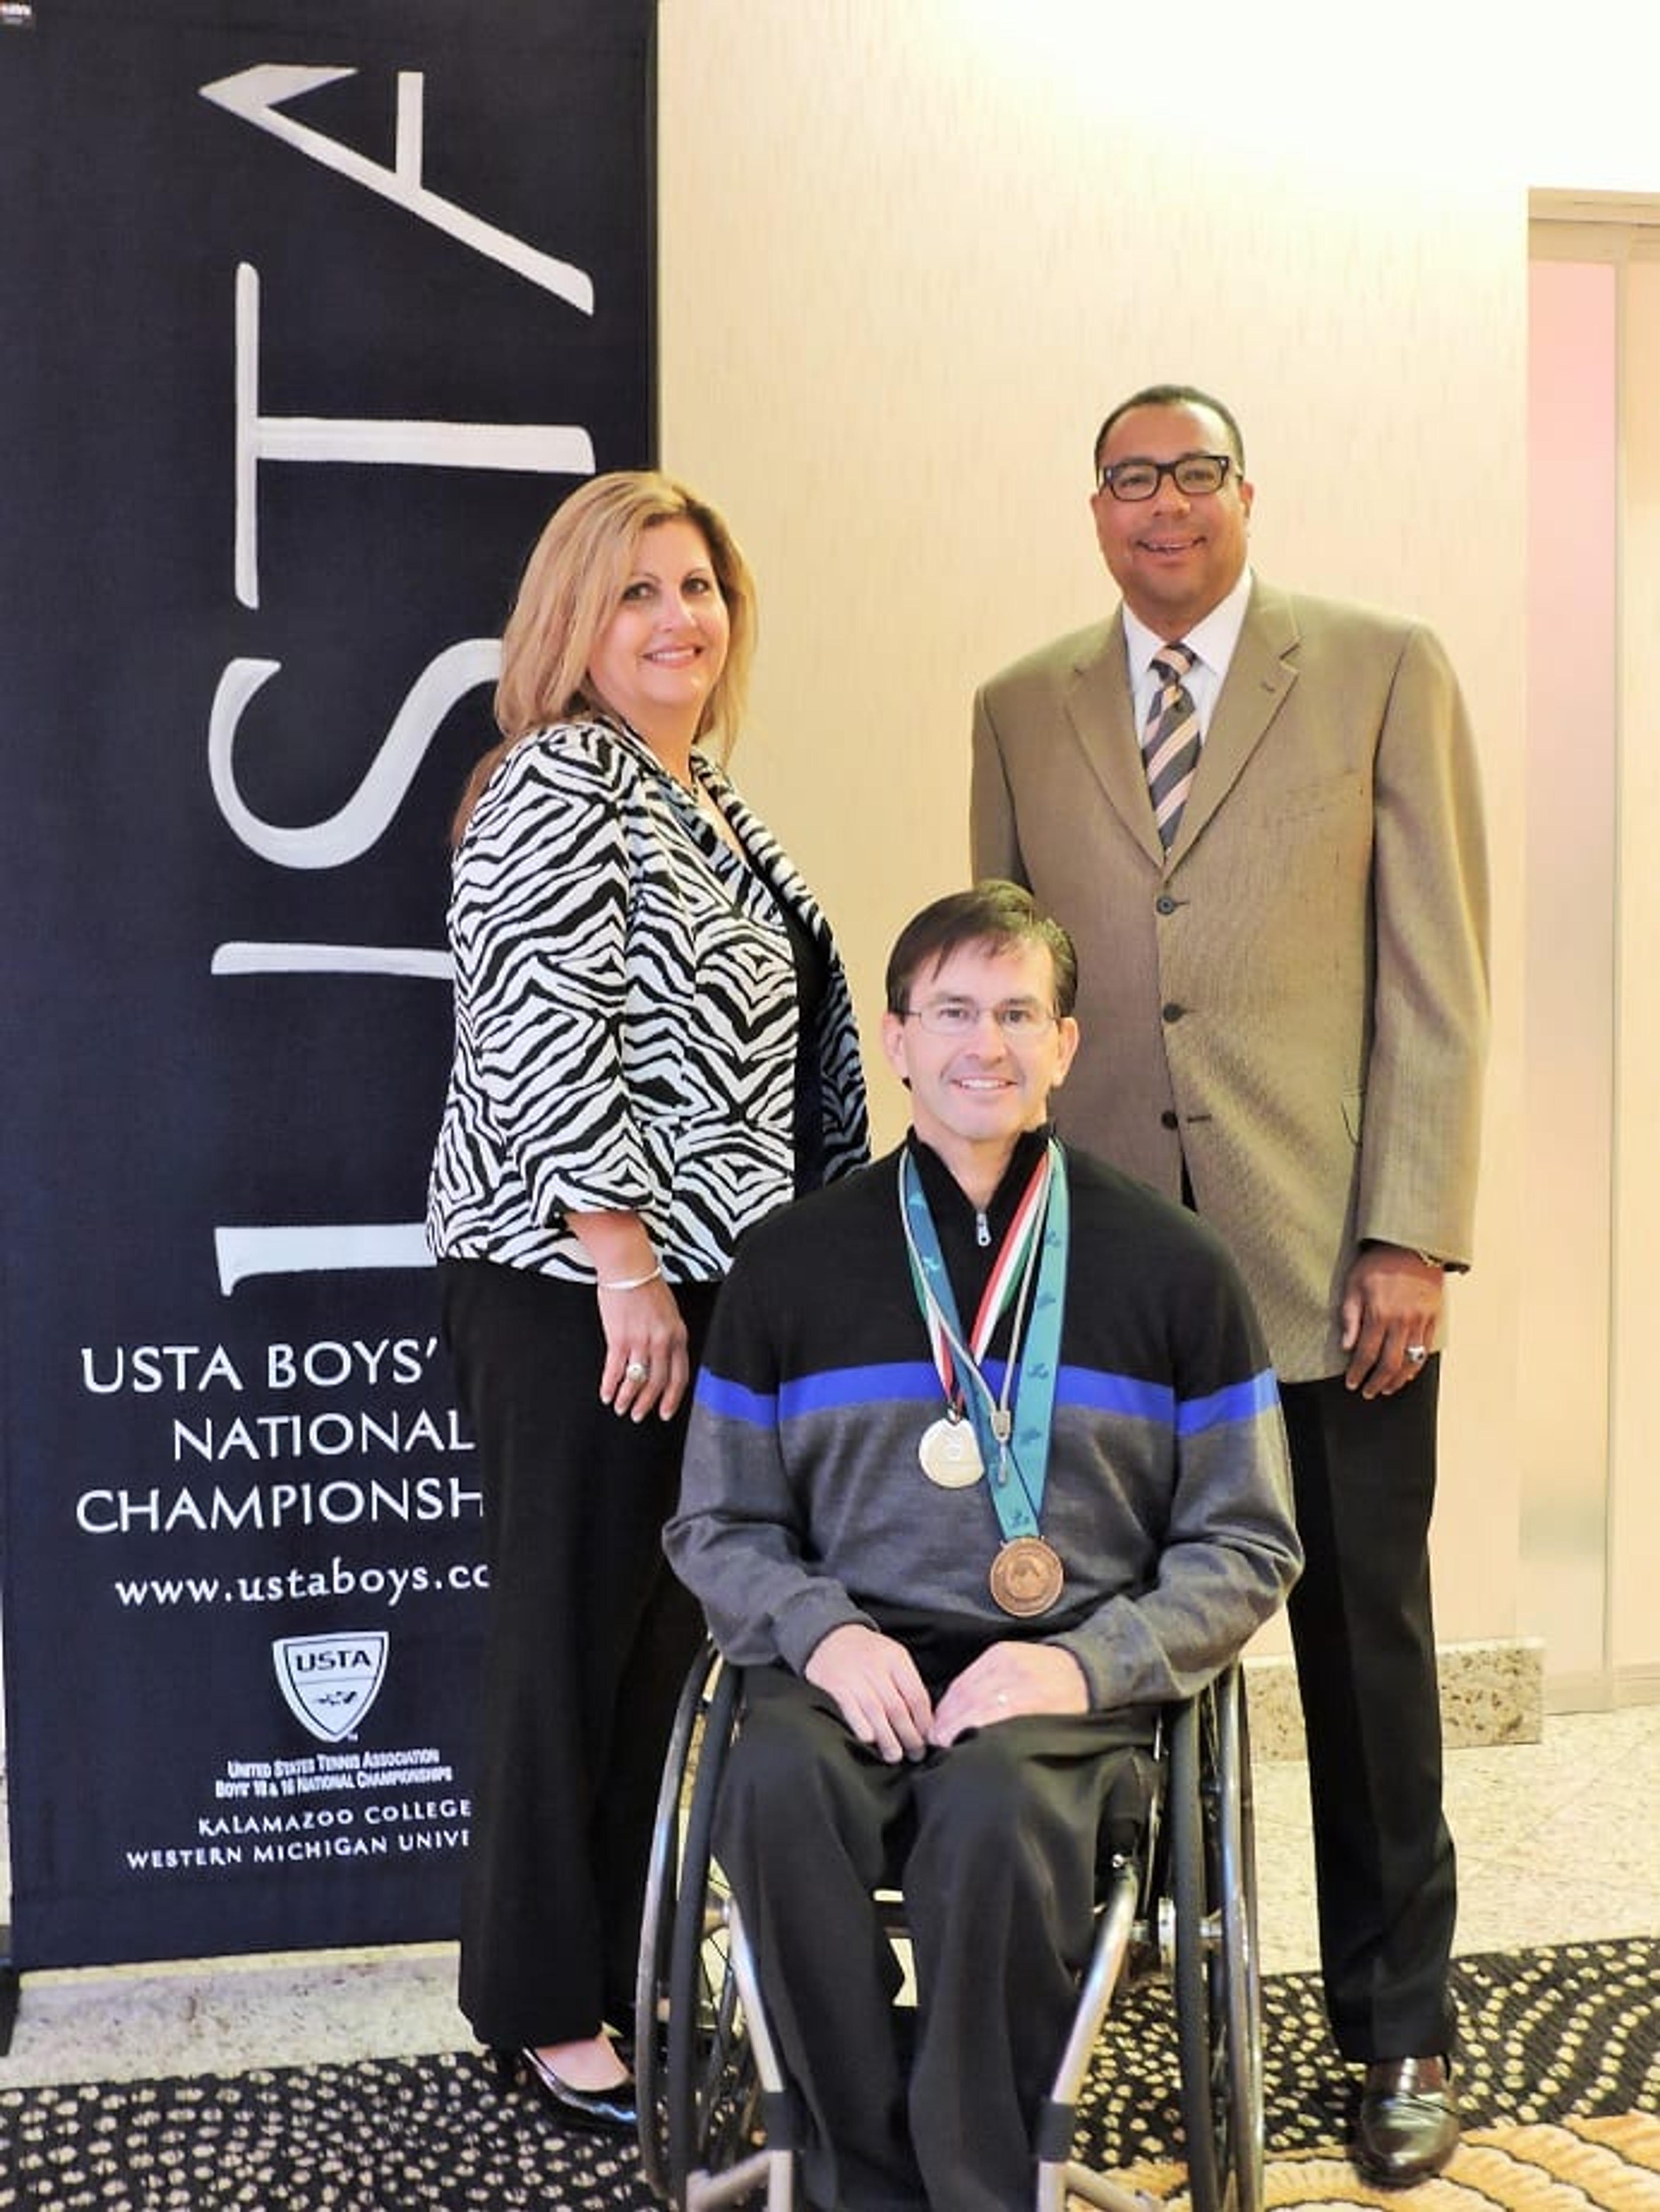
top-left (272, 1631), bottom-right (389, 1742)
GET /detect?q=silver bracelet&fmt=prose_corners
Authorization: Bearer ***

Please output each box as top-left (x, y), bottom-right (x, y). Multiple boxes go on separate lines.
top-left (597, 1263), bottom-right (663, 1292)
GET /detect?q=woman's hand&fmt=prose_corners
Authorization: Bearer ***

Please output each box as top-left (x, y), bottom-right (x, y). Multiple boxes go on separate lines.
top-left (597, 1274), bottom-right (690, 1422)
top-left (568, 1210), bottom-right (691, 1422)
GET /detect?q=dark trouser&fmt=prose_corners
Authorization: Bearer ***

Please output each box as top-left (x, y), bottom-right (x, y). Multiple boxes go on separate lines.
top-left (440, 1257), bottom-right (717, 2050)
top-left (1280, 1363), bottom-right (1457, 2061)
top-left (714, 1668), bottom-right (1155, 2212)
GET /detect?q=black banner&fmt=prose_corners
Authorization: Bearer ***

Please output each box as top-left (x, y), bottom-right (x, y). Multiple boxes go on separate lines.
top-left (0, 0), bottom-right (654, 1968)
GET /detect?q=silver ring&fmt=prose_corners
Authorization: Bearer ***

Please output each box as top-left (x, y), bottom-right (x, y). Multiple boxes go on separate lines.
top-left (1406, 1344), bottom-right (1428, 1364)
top-left (624, 1359), bottom-right (649, 1383)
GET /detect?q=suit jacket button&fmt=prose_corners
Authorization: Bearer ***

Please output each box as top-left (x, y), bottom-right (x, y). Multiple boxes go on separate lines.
top-left (1161, 1002), bottom-right (1184, 1023)
top-left (1156, 895), bottom-right (1178, 915)
top-left (1161, 1110), bottom-right (1180, 1129)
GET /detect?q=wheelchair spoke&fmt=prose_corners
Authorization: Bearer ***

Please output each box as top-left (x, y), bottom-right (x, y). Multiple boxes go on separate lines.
top-left (686, 1899), bottom-right (761, 2167)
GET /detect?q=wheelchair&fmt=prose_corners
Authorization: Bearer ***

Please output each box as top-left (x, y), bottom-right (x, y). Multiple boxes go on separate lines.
top-left (635, 1640), bottom-right (1264, 2212)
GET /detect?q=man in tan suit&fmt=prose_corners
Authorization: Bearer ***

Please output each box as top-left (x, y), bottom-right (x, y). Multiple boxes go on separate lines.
top-left (971, 384), bottom-right (1488, 2188)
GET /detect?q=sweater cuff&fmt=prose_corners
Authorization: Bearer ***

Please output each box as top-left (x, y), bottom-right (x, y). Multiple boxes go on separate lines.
top-left (776, 1589), bottom-right (877, 1678)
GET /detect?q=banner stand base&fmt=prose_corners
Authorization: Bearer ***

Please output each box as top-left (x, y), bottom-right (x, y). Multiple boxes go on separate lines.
top-left (0, 1936), bottom-right (17, 2056)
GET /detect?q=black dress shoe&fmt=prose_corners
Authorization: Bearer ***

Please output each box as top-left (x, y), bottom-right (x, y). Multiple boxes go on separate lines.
top-left (1353, 2056), bottom-right (1460, 2187)
top-left (491, 2045), bottom-right (638, 2134)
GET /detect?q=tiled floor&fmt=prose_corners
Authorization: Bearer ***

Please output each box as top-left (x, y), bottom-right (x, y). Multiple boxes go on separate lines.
top-left (0, 1706), bottom-right (1656, 2090)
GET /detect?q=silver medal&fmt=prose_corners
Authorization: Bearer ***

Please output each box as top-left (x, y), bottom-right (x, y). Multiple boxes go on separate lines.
top-left (918, 1415), bottom-right (984, 1489)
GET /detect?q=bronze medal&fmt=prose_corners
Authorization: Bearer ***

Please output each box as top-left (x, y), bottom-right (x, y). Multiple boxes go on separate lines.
top-left (988, 1535), bottom-right (1064, 1618)
top-left (918, 1414), bottom-right (983, 1489)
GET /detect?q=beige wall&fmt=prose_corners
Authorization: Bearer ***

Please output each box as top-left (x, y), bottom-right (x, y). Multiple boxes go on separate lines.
top-left (1523, 259), bottom-right (1617, 1688)
top-left (1609, 254), bottom-right (1660, 1690)
top-left (657, 0), bottom-right (1660, 1686)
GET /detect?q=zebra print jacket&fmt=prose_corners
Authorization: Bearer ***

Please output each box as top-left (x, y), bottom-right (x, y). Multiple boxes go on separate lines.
top-left (427, 714), bottom-right (869, 1283)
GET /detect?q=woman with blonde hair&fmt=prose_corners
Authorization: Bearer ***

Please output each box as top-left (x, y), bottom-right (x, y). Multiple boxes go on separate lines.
top-left (429, 471), bottom-right (868, 2129)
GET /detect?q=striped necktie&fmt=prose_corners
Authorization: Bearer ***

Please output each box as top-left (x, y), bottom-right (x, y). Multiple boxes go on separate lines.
top-left (1143, 641), bottom-right (1200, 849)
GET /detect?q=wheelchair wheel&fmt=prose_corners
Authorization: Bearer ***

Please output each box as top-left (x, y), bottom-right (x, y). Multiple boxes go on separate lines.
top-left (1171, 1667), bottom-right (1265, 2212)
top-left (634, 1643), bottom-right (761, 2207)
top-left (635, 1641), bottom-right (718, 2197)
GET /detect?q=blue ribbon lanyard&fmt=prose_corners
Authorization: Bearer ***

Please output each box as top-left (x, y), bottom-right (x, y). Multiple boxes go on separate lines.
top-left (899, 1141), bottom-right (1070, 1541)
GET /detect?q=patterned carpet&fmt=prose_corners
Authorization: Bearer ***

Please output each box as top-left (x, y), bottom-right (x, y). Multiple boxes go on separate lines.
top-left (1089, 1937), bottom-right (1660, 2208)
top-left (0, 1939), bottom-right (1654, 2210)
top-left (1166, 2117), bottom-right (1660, 2210)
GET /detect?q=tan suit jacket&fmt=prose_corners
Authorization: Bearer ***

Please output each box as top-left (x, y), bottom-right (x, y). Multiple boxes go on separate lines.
top-left (971, 579), bottom-right (1490, 1382)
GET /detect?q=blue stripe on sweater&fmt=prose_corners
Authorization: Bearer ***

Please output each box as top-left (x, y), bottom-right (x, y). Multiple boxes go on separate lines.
top-left (1174, 1370), bottom-right (1280, 1434)
top-left (1057, 1365), bottom-right (1175, 1422)
top-left (696, 1361), bottom-right (1275, 1433)
top-left (692, 1371), bottom-right (778, 1425)
top-left (694, 1361), bottom-right (939, 1428)
top-left (779, 1361), bottom-right (942, 1419)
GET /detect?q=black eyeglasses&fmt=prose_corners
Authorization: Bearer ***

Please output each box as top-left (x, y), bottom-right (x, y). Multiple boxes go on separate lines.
top-left (1095, 452), bottom-right (1236, 502)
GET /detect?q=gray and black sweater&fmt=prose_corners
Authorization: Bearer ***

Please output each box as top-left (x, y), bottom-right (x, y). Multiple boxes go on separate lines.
top-left (666, 1130), bottom-right (1302, 1714)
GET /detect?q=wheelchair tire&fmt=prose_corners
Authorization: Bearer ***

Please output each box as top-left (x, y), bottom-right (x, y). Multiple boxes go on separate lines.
top-left (1219, 1672), bottom-right (1264, 2212)
top-left (635, 1643), bottom-right (762, 2206)
top-left (1171, 1669), bottom-right (1266, 2212)
top-left (635, 1640), bottom-right (723, 2199)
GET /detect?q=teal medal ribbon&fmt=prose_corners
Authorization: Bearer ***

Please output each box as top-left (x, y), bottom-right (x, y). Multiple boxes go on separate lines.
top-left (899, 1140), bottom-right (1070, 1549)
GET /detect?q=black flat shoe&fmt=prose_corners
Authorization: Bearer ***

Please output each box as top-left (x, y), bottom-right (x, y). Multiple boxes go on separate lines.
top-left (1353, 2055), bottom-right (1460, 2187)
top-left (494, 2044), bottom-right (638, 2134)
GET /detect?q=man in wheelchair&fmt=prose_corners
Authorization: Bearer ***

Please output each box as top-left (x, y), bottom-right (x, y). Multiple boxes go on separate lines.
top-left (664, 881), bottom-right (1302, 2212)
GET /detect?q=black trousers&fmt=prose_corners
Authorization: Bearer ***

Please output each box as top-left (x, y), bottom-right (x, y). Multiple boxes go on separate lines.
top-left (1280, 1363), bottom-right (1457, 2060)
top-left (440, 1257), bottom-right (717, 2049)
top-left (714, 1668), bottom-right (1155, 2212)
